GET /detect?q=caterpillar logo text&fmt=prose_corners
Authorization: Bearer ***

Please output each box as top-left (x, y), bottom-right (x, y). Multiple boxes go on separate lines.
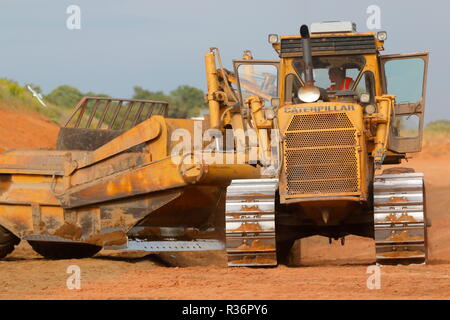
top-left (284, 104), bottom-right (356, 113)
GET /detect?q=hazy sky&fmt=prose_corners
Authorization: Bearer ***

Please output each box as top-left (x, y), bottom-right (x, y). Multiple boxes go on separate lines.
top-left (0, 0), bottom-right (448, 122)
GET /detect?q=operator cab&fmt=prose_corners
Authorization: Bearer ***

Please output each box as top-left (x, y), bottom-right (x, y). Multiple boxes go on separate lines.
top-left (275, 21), bottom-right (384, 105)
top-left (287, 55), bottom-right (369, 104)
top-left (232, 21), bottom-right (429, 154)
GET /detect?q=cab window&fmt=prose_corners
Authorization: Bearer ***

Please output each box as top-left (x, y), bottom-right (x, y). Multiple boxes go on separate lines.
top-left (285, 73), bottom-right (302, 104)
top-left (392, 114), bottom-right (420, 138)
top-left (384, 58), bottom-right (425, 104)
top-left (236, 64), bottom-right (278, 105)
top-left (292, 55), bottom-right (366, 92)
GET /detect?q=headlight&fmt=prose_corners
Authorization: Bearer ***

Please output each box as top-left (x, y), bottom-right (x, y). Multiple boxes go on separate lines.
top-left (360, 93), bottom-right (370, 103)
top-left (377, 31), bottom-right (387, 41)
top-left (365, 104), bottom-right (376, 114)
top-left (268, 34), bottom-right (279, 44)
top-left (298, 86), bottom-right (321, 103)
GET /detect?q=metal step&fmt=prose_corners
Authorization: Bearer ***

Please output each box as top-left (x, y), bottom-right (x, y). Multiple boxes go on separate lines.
top-left (225, 178), bottom-right (278, 267)
top-left (373, 172), bottom-right (427, 264)
top-left (26, 235), bottom-right (225, 252)
top-left (105, 239), bottom-right (225, 252)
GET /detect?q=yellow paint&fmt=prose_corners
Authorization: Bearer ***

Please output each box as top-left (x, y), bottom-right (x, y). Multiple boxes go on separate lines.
top-left (278, 102), bottom-right (367, 201)
top-left (0, 29), bottom-right (406, 242)
top-left (11, 175), bottom-right (53, 183)
top-left (205, 52), bottom-right (221, 129)
top-left (247, 96), bottom-right (272, 129)
top-left (0, 205), bottom-right (33, 236)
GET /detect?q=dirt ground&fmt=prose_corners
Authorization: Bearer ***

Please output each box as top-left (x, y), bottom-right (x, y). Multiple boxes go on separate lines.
top-left (0, 108), bottom-right (449, 300)
top-left (0, 107), bottom-right (59, 153)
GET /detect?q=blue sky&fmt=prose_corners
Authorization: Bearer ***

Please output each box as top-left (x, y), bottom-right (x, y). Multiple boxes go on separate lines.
top-left (0, 0), bottom-right (448, 122)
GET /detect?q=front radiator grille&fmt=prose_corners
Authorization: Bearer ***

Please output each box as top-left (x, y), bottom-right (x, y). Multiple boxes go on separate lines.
top-left (284, 113), bottom-right (360, 196)
top-left (287, 113), bottom-right (353, 131)
top-left (285, 130), bottom-right (356, 148)
top-left (286, 161), bottom-right (357, 181)
top-left (287, 179), bottom-right (359, 195)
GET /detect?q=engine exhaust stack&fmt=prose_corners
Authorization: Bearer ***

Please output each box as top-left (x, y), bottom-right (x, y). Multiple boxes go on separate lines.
top-left (300, 25), bottom-right (314, 86)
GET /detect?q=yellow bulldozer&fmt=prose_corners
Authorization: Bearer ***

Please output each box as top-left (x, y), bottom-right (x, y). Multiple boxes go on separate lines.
top-left (0, 22), bottom-right (429, 266)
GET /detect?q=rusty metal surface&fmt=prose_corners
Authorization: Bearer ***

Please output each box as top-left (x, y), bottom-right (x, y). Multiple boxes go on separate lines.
top-left (0, 204), bottom-right (64, 238)
top-left (99, 190), bottom-right (182, 231)
top-left (56, 127), bottom-right (124, 151)
top-left (0, 150), bottom-right (69, 175)
top-left (0, 175), bottom-right (60, 206)
top-left (58, 157), bottom-right (189, 208)
top-left (63, 96), bottom-right (169, 130)
top-left (17, 189), bottom-right (182, 246)
top-left (0, 112), bottom-right (258, 247)
top-left (135, 185), bottom-right (223, 231)
top-left (5, 189), bottom-right (182, 245)
top-left (75, 116), bottom-right (162, 169)
top-left (67, 152), bottom-right (146, 188)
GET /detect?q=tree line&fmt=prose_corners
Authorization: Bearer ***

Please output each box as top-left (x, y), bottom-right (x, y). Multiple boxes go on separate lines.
top-left (45, 84), bottom-right (208, 119)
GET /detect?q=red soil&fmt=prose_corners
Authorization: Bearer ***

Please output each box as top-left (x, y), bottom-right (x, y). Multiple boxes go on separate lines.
top-left (0, 108), bottom-right (449, 300)
top-left (0, 107), bottom-right (59, 153)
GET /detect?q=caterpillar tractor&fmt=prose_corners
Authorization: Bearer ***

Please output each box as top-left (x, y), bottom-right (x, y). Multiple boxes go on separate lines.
top-left (0, 22), bottom-right (429, 266)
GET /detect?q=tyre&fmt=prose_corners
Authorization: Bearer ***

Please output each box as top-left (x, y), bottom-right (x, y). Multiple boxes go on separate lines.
top-left (28, 241), bottom-right (102, 259)
top-left (0, 225), bottom-right (20, 259)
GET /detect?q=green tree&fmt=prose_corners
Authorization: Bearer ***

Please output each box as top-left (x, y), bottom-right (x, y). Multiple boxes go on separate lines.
top-left (46, 85), bottom-right (84, 109)
top-left (85, 91), bottom-right (110, 98)
top-left (132, 86), bottom-right (169, 102)
top-left (132, 85), bottom-right (207, 119)
top-left (169, 85), bottom-right (207, 118)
